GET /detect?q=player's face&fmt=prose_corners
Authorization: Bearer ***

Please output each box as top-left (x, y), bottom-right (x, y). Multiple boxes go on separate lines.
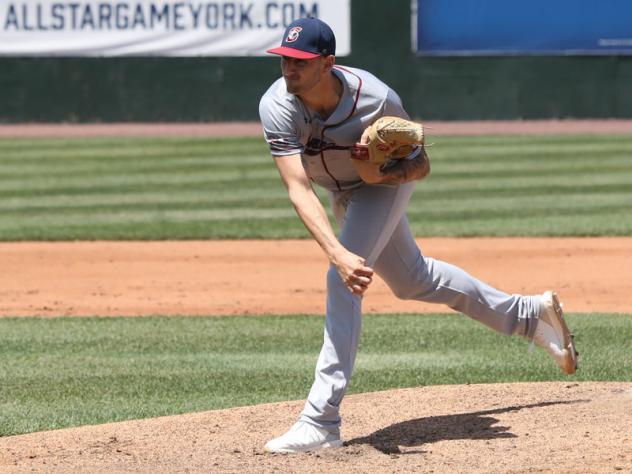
top-left (281, 56), bottom-right (327, 95)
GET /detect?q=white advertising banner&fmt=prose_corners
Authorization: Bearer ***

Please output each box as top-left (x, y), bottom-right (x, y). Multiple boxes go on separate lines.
top-left (0, 0), bottom-right (350, 56)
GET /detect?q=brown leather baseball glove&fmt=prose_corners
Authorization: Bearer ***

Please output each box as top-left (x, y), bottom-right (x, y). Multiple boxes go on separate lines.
top-left (351, 116), bottom-right (425, 165)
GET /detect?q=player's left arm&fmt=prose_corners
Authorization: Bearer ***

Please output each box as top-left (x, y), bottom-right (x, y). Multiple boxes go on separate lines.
top-left (352, 146), bottom-right (430, 185)
top-left (351, 119), bottom-right (430, 185)
top-left (379, 146), bottom-right (431, 185)
top-left (352, 89), bottom-right (430, 185)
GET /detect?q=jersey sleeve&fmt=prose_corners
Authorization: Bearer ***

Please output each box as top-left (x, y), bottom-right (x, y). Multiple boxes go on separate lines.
top-left (382, 88), bottom-right (421, 160)
top-left (258, 95), bottom-right (304, 157)
top-left (382, 88), bottom-right (411, 120)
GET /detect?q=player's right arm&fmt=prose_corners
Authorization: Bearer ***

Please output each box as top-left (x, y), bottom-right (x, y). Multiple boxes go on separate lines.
top-left (273, 154), bottom-right (373, 295)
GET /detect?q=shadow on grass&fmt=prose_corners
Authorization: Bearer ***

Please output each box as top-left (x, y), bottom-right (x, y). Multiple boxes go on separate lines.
top-left (345, 400), bottom-right (588, 455)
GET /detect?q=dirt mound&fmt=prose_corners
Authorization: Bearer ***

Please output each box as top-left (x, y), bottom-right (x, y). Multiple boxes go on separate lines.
top-left (1, 382), bottom-right (630, 473)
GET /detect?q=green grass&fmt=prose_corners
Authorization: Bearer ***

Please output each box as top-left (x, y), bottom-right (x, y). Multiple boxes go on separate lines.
top-left (0, 134), bottom-right (631, 239)
top-left (1, 313), bottom-right (630, 436)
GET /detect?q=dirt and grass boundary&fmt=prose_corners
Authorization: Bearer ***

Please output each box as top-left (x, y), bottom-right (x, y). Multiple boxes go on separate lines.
top-left (2, 119), bottom-right (632, 138)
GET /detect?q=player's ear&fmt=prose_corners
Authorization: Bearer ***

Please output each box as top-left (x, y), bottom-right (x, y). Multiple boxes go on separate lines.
top-left (322, 55), bottom-right (335, 73)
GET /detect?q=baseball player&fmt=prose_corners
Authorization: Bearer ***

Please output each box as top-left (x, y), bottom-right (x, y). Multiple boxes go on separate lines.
top-left (259, 17), bottom-right (578, 454)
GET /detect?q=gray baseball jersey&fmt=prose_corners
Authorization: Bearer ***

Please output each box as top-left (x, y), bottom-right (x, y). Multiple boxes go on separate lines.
top-left (259, 65), bottom-right (543, 433)
top-left (259, 65), bottom-right (417, 191)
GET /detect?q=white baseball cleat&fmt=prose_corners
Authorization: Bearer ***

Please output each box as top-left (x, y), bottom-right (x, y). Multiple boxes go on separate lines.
top-left (533, 291), bottom-right (578, 375)
top-left (264, 421), bottom-right (343, 453)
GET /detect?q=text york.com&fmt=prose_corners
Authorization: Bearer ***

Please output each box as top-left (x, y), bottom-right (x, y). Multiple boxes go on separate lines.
top-left (2, 1), bottom-right (319, 31)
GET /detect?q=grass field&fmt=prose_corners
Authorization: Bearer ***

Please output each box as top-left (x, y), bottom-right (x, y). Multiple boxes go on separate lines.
top-left (1, 313), bottom-right (630, 437)
top-left (1, 134), bottom-right (630, 440)
top-left (1, 134), bottom-right (631, 240)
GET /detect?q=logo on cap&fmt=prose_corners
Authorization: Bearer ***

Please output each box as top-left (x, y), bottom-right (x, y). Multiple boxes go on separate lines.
top-left (286, 27), bottom-right (302, 43)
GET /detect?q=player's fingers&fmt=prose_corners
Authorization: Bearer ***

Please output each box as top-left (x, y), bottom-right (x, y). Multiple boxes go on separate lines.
top-left (350, 274), bottom-right (372, 286)
top-left (356, 266), bottom-right (374, 278)
top-left (348, 283), bottom-right (367, 295)
top-left (360, 127), bottom-right (371, 145)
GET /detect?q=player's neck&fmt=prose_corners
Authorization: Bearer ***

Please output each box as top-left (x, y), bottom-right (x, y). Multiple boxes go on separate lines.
top-left (299, 72), bottom-right (343, 121)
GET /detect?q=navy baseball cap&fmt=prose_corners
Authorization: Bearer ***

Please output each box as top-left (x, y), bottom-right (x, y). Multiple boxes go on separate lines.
top-left (267, 17), bottom-right (336, 59)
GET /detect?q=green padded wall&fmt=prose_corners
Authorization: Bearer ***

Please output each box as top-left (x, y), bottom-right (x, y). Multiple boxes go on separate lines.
top-left (1, 0), bottom-right (631, 122)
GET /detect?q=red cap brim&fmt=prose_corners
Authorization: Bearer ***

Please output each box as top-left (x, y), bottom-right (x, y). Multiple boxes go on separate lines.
top-left (266, 46), bottom-right (320, 59)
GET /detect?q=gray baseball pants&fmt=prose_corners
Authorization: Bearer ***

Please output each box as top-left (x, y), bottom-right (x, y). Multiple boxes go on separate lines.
top-left (298, 182), bottom-right (541, 432)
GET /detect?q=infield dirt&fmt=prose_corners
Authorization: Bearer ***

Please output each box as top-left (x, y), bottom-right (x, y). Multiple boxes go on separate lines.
top-left (1, 237), bottom-right (630, 317)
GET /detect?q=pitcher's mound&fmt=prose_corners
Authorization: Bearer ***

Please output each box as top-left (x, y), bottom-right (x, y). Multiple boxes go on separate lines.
top-left (2, 382), bottom-right (631, 473)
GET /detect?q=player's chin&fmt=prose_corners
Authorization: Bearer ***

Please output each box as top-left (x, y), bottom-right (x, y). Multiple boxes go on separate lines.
top-left (284, 79), bottom-right (301, 94)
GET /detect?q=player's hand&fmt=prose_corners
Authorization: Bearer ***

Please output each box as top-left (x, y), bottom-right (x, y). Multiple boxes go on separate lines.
top-left (359, 125), bottom-right (372, 146)
top-left (332, 250), bottom-right (374, 296)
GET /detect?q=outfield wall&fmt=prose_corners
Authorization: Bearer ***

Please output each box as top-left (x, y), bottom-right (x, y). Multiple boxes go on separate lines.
top-left (1, 0), bottom-right (631, 122)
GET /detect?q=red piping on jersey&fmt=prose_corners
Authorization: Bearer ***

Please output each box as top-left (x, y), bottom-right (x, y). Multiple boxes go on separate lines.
top-left (320, 66), bottom-right (363, 191)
